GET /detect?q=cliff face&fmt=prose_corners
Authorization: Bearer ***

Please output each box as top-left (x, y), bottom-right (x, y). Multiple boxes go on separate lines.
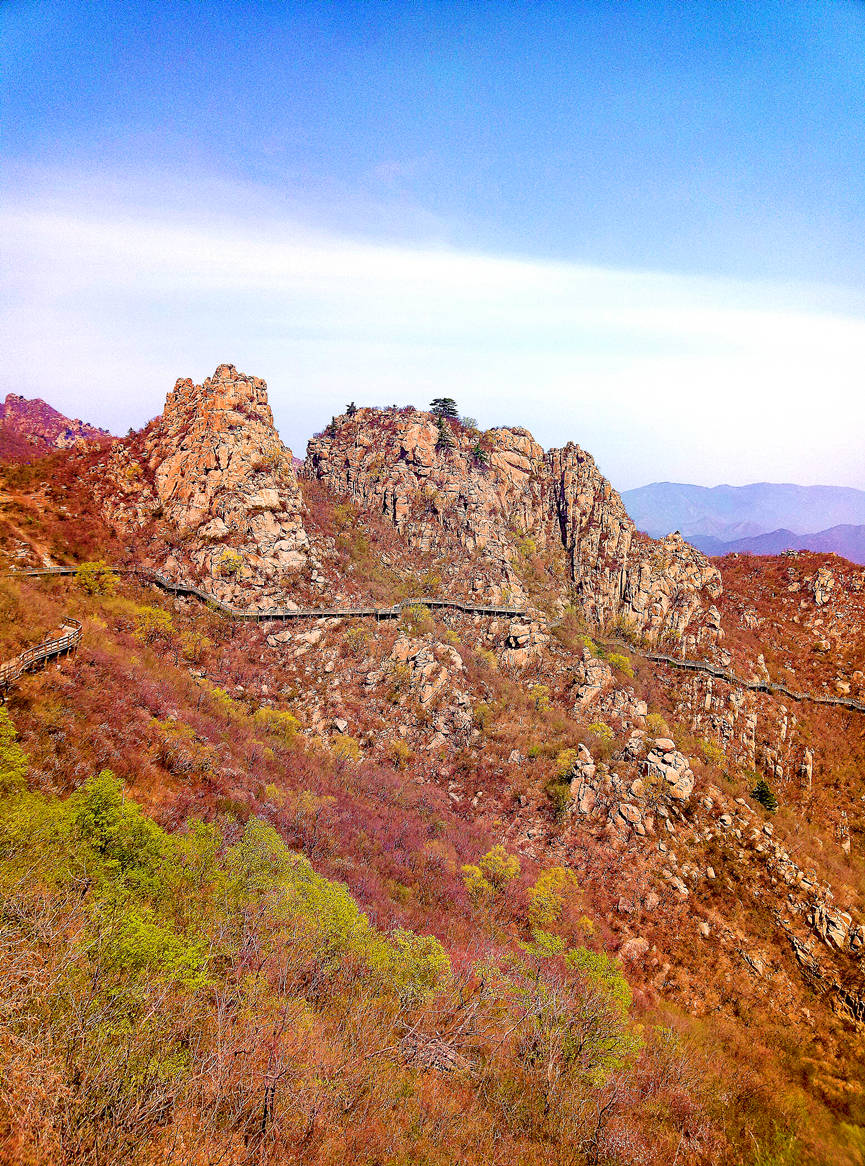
top-left (0, 393), bottom-right (113, 455)
top-left (100, 364), bottom-right (310, 607)
top-left (306, 407), bottom-right (721, 647)
top-left (305, 408), bottom-right (550, 603)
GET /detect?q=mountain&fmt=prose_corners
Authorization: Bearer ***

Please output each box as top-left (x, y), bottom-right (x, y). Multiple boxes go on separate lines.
top-left (0, 391), bottom-right (113, 460)
top-left (1, 369), bottom-right (864, 1166)
top-left (691, 523), bottom-right (865, 564)
top-left (623, 480), bottom-right (865, 541)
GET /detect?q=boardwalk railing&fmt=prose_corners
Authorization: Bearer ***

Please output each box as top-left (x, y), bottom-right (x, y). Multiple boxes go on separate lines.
top-left (0, 618), bottom-right (82, 691)
top-left (644, 651), bottom-right (865, 715)
top-left (1, 566), bottom-right (527, 622)
top-left (3, 567), bottom-right (865, 717)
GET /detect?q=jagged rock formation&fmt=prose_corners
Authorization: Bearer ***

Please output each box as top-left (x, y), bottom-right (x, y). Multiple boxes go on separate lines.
top-left (307, 408), bottom-right (548, 604)
top-left (99, 364), bottom-right (311, 607)
top-left (306, 406), bottom-right (722, 647)
top-left (0, 392), bottom-right (112, 455)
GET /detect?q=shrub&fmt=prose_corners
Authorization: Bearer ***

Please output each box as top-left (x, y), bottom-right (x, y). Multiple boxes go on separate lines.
top-left (699, 738), bottom-right (726, 767)
top-left (609, 652), bottom-right (635, 678)
top-left (75, 559), bottom-right (119, 595)
top-left (527, 866), bottom-right (578, 930)
top-left (401, 603), bottom-right (433, 637)
top-left (646, 713), bottom-right (670, 737)
top-left (473, 701), bottom-right (492, 731)
top-left (388, 738), bottom-right (412, 770)
top-left (0, 706), bottom-right (28, 796)
top-left (418, 570), bottom-right (441, 594)
top-left (218, 548), bottom-right (243, 577)
top-left (133, 605), bottom-right (174, 645)
top-left (529, 683), bottom-right (551, 712)
top-left (461, 844), bottom-right (520, 902)
top-left (332, 735), bottom-right (361, 766)
top-left (343, 625), bottom-right (371, 656)
top-left (752, 777), bottom-right (779, 813)
top-left (554, 748), bottom-right (580, 779)
top-left (588, 721), bottom-right (613, 743)
top-left (179, 628), bottom-right (212, 663)
top-left (253, 707), bottom-right (300, 745)
top-left (547, 780), bottom-right (573, 820)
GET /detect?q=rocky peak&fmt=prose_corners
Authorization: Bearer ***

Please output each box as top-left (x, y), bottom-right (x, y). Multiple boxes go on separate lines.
top-left (306, 406), bottom-right (551, 603)
top-left (1, 392), bottom-right (113, 452)
top-left (306, 406), bottom-right (722, 647)
top-left (100, 364), bottom-right (310, 607)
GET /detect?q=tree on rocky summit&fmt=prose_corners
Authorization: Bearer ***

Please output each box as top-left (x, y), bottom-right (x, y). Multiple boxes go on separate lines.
top-left (346, 401), bottom-right (357, 416)
top-left (430, 397), bottom-right (459, 419)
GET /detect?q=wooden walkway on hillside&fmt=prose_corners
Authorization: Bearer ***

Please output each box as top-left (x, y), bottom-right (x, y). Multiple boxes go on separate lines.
top-left (644, 651), bottom-right (865, 714)
top-left (1, 566), bottom-right (527, 621)
top-left (0, 618), bottom-right (82, 691)
top-left (5, 566), bottom-right (865, 716)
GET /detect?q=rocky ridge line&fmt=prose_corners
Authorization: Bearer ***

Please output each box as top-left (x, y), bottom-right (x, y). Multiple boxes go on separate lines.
top-left (306, 405), bottom-right (723, 649)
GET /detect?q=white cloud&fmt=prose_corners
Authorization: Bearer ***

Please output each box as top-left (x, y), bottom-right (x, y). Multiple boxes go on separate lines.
top-left (2, 177), bottom-right (864, 490)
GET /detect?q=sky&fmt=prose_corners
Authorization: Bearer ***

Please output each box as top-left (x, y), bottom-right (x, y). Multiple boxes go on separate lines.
top-left (2, 0), bottom-right (865, 490)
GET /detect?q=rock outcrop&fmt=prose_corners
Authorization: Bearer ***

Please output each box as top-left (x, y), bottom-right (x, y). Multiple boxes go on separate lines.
top-left (100, 364), bottom-right (311, 607)
top-left (1, 393), bottom-right (113, 454)
top-left (306, 407), bottom-right (722, 646)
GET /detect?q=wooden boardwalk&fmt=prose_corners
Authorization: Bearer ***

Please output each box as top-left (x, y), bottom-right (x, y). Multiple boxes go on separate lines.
top-left (0, 618), bottom-right (82, 691)
top-left (644, 651), bottom-right (865, 715)
top-left (5, 565), bottom-right (864, 717)
top-left (1, 566), bottom-right (527, 621)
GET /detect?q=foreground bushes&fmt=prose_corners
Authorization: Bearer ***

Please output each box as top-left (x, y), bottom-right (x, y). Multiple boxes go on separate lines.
top-left (0, 706), bottom-right (720, 1164)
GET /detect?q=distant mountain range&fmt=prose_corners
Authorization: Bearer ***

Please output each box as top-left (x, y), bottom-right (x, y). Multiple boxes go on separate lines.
top-left (688, 524), bottom-right (865, 564)
top-left (622, 482), bottom-right (865, 565)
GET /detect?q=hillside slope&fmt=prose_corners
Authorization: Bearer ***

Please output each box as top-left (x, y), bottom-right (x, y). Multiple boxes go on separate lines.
top-left (1, 369), bottom-right (864, 1166)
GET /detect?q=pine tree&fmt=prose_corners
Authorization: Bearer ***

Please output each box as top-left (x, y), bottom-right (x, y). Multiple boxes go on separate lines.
top-left (435, 414), bottom-right (455, 450)
top-left (346, 401), bottom-right (357, 416)
top-left (430, 397), bottom-right (459, 419)
top-left (751, 777), bottom-right (779, 813)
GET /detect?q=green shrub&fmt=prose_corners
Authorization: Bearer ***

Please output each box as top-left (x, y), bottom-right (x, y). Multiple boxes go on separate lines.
top-left (699, 738), bottom-right (726, 767)
top-left (751, 777), bottom-right (779, 813)
top-left (75, 559), bottom-right (119, 596)
top-left (401, 603), bottom-right (433, 637)
top-left (547, 781), bottom-right (573, 820)
top-left (462, 844), bottom-right (520, 902)
top-left (608, 652), bottom-right (634, 679)
top-left (529, 683), bottom-right (551, 712)
top-left (253, 707), bottom-right (300, 745)
top-left (0, 706), bottom-right (28, 796)
top-left (645, 713), bottom-right (669, 737)
top-left (133, 605), bottom-right (174, 645)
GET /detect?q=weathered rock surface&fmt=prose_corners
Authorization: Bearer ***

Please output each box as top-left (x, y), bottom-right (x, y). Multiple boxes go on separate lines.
top-left (99, 365), bottom-right (311, 606)
top-left (645, 745), bottom-right (695, 802)
top-left (305, 407), bottom-right (722, 646)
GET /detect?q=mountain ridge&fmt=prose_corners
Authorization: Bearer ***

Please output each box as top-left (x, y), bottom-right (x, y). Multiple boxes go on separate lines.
top-left (1, 371), bottom-right (864, 1165)
top-left (624, 480), bottom-right (865, 542)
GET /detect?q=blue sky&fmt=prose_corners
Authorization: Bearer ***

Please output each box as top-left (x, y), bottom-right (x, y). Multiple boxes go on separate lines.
top-left (2, 0), bottom-right (865, 489)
